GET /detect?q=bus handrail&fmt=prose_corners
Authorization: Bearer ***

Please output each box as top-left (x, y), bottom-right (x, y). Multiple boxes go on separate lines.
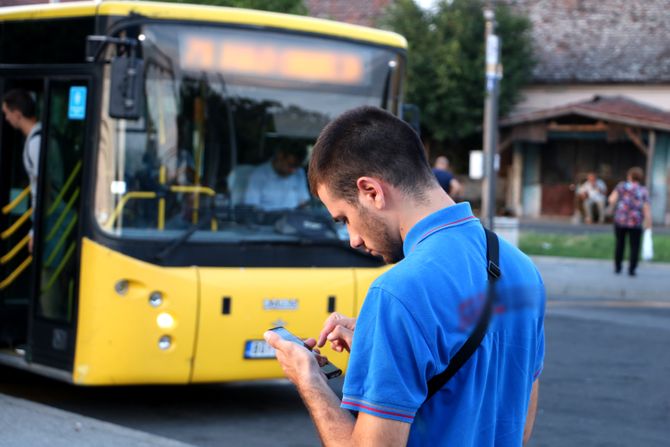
top-left (169, 185), bottom-right (216, 197)
top-left (104, 191), bottom-right (158, 230)
top-left (1, 208), bottom-right (32, 240)
top-left (47, 161), bottom-right (82, 216)
top-left (1, 186), bottom-right (30, 215)
top-left (45, 189), bottom-right (80, 243)
top-left (0, 255), bottom-right (32, 291)
top-left (45, 216), bottom-right (78, 268)
top-left (105, 186), bottom-right (218, 231)
top-left (0, 234), bottom-right (30, 265)
top-left (41, 243), bottom-right (75, 294)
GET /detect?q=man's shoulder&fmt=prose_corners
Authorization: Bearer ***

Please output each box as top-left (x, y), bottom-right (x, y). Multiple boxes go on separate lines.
top-left (249, 161), bottom-right (272, 177)
top-left (432, 168), bottom-right (452, 181)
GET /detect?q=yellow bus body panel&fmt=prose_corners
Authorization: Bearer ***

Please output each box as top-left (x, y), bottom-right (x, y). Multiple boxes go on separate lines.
top-left (193, 267), bottom-right (357, 382)
top-left (0, 1), bottom-right (407, 50)
top-left (74, 238), bottom-right (198, 385)
top-left (354, 266), bottom-right (393, 314)
top-left (74, 239), bottom-right (389, 384)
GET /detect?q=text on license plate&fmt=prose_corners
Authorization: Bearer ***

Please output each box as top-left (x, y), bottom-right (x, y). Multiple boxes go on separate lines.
top-left (244, 340), bottom-right (276, 359)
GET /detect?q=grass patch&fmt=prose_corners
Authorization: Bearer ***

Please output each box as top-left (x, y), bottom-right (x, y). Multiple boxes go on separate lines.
top-left (519, 231), bottom-right (670, 263)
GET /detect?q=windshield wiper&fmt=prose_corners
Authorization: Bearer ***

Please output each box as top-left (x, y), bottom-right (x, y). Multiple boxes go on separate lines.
top-left (153, 218), bottom-right (210, 262)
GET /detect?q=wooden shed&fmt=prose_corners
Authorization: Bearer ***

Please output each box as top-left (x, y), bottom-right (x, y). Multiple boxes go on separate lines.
top-left (499, 96), bottom-right (670, 225)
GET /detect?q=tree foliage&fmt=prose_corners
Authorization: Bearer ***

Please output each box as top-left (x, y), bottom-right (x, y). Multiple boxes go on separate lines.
top-left (152, 0), bottom-right (307, 15)
top-left (381, 0), bottom-right (534, 146)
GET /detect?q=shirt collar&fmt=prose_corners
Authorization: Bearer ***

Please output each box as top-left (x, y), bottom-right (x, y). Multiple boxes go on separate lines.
top-left (403, 202), bottom-right (478, 255)
top-left (27, 122), bottom-right (41, 140)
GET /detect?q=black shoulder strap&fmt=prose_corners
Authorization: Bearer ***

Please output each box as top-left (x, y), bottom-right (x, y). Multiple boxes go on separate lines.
top-left (425, 228), bottom-right (501, 402)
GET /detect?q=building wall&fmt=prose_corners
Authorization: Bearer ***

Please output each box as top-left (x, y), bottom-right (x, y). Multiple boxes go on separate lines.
top-left (306, 0), bottom-right (394, 27)
top-left (514, 84), bottom-right (670, 115)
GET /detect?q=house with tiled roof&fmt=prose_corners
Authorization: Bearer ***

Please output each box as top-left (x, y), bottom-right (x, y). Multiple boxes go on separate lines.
top-left (305, 0), bottom-right (393, 27)
top-left (498, 0), bottom-right (670, 225)
top-left (505, 0), bottom-right (670, 113)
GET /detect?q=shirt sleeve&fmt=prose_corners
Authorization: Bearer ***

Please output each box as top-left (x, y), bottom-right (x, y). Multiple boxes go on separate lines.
top-left (242, 168), bottom-right (262, 208)
top-left (341, 287), bottom-right (435, 424)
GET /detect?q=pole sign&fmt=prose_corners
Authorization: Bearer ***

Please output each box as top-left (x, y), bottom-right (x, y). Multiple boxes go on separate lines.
top-left (486, 34), bottom-right (499, 74)
top-left (485, 34), bottom-right (500, 92)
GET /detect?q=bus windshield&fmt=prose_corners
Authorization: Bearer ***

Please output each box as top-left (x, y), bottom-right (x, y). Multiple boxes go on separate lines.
top-left (95, 23), bottom-right (402, 244)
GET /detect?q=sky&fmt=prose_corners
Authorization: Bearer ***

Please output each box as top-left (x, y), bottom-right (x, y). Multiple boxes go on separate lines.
top-left (414, 0), bottom-right (439, 10)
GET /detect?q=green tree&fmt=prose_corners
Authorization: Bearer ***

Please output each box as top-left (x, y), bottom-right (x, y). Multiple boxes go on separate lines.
top-left (153, 0), bottom-right (307, 15)
top-left (381, 0), bottom-right (534, 150)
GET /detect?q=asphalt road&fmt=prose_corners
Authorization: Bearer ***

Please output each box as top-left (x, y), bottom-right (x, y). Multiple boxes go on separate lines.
top-left (1, 299), bottom-right (668, 446)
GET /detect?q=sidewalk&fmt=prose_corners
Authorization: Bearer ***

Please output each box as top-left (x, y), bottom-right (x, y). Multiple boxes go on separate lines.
top-left (519, 216), bottom-right (670, 235)
top-left (531, 255), bottom-right (670, 301)
top-left (0, 393), bottom-right (195, 447)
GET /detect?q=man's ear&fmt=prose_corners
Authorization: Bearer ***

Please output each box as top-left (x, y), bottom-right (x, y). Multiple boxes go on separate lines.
top-left (356, 177), bottom-right (385, 210)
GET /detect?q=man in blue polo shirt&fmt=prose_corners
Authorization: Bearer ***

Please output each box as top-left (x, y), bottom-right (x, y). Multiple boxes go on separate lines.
top-left (265, 106), bottom-right (544, 446)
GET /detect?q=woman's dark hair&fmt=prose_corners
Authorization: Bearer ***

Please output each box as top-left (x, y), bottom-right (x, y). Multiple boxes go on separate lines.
top-left (627, 167), bottom-right (644, 183)
top-left (308, 106), bottom-right (435, 204)
top-left (2, 89), bottom-right (36, 118)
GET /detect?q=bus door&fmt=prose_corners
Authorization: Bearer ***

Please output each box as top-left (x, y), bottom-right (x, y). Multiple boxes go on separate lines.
top-left (0, 68), bottom-right (94, 372)
top-left (30, 74), bottom-right (93, 371)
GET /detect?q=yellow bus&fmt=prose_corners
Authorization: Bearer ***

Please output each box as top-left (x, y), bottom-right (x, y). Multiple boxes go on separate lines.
top-left (0, 1), bottom-right (407, 384)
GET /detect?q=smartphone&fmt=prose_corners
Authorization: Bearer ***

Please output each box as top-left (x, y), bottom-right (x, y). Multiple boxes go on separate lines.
top-left (269, 326), bottom-right (342, 380)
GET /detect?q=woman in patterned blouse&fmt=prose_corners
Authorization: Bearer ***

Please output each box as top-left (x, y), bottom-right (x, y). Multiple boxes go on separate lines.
top-left (607, 167), bottom-right (652, 276)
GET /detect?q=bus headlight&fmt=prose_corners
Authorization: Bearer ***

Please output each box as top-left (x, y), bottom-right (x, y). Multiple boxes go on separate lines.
top-left (156, 312), bottom-right (174, 329)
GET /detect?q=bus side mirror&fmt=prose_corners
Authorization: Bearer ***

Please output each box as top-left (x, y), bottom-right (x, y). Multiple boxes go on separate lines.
top-left (402, 103), bottom-right (421, 137)
top-left (109, 56), bottom-right (144, 120)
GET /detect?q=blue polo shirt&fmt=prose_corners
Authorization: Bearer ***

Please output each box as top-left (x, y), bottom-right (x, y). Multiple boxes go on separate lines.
top-left (341, 203), bottom-right (545, 446)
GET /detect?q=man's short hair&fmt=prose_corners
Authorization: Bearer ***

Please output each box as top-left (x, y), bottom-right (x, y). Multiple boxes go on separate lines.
top-left (2, 89), bottom-right (36, 119)
top-left (628, 167), bottom-right (644, 183)
top-left (308, 106), bottom-right (434, 203)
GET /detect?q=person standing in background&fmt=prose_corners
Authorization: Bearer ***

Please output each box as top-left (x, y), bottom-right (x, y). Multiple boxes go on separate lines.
top-left (608, 167), bottom-right (651, 276)
top-left (432, 155), bottom-right (462, 198)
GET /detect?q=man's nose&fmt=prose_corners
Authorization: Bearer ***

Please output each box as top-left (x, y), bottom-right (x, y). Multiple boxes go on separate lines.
top-left (349, 232), bottom-right (363, 249)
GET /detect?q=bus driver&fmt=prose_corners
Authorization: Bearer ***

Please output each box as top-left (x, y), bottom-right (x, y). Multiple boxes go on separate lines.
top-left (243, 145), bottom-right (311, 212)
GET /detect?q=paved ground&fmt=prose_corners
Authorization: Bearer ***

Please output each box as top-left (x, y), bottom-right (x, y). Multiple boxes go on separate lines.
top-left (532, 255), bottom-right (670, 301)
top-left (533, 304), bottom-right (670, 447)
top-left (0, 393), bottom-right (196, 447)
top-left (520, 217), bottom-right (670, 235)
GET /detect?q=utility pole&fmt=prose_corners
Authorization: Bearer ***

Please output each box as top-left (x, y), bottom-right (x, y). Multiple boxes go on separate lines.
top-left (482, 7), bottom-right (501, 230)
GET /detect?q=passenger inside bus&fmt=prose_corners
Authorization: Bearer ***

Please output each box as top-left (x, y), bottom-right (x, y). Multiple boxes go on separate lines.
top-left (242, 144), bottom-right (310, 212)
top-left (1, 89), bottom-right (41, 251)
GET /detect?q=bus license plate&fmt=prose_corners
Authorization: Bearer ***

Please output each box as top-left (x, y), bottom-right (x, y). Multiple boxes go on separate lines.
top-left (244, 340), bottom-right (276, 359)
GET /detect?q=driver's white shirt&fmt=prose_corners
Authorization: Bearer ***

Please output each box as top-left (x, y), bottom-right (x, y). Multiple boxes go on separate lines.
top-left (243, 160), bottom-right (310, 211)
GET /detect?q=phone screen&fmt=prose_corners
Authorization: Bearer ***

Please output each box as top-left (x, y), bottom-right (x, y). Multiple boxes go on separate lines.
top-left (269, 326), bottom-right (342, 380)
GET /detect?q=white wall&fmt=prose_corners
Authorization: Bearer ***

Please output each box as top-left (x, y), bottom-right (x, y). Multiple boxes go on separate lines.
top-left (514, 84), bottom-right (670, 114)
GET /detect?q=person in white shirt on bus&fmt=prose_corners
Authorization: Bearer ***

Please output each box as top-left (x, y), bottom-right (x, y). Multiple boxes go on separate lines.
top-left (243, 145), bottom-right (310, 212)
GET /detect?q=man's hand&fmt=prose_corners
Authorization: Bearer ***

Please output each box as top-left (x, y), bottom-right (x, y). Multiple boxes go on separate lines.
top-left (317, 312), bottom-right (356, 353)
top-left (264, 331), bottom-right (323, 386)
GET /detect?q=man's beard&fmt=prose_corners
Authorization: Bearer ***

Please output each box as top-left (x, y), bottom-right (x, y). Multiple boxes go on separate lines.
top-left (358, 206), bottom-right (404, 264)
